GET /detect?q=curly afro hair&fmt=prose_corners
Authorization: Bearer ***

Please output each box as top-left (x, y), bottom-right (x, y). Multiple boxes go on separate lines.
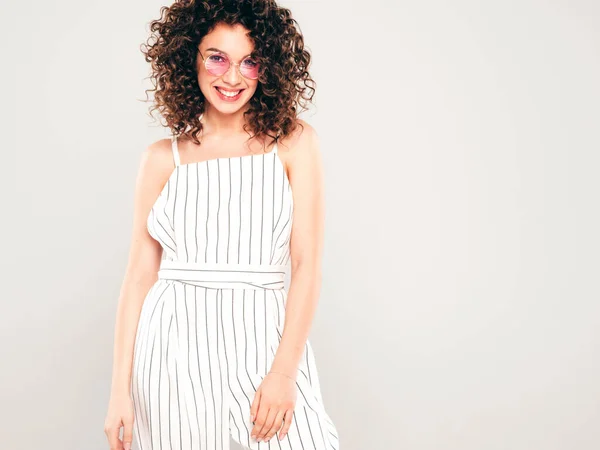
top-left (140, 0), bottom-right (316, 147)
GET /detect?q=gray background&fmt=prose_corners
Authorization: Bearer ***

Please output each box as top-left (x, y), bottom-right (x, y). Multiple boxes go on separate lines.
top-left (2, 0), bottom-right (599, 449)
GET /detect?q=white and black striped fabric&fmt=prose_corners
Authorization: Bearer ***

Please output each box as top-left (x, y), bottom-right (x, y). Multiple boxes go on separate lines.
top-left (130, 132), bottom-right (340, 450)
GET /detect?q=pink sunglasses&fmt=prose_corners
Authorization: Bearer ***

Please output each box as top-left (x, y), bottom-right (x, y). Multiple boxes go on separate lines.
top-left (198, 49), bottom-right (260, 80)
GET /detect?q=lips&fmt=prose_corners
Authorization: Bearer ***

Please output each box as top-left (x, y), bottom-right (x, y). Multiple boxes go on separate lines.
top-left (216, 87), bottom-right (241, 96)
top-left (214, 86), bottom-right (245, 100)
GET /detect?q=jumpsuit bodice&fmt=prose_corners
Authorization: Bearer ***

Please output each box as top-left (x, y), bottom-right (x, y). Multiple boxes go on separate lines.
top-left (146, 134), bottom-right (294, 289)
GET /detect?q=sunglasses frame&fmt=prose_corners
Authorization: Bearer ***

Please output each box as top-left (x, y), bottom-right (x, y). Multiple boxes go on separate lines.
top-left (198, 49), bottom-right (260, 80)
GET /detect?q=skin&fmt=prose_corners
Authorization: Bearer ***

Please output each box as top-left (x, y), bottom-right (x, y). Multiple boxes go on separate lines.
top-left (104, 22), bottom-right (324, 449)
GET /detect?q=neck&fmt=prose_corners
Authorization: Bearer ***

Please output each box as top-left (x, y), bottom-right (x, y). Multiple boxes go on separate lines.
top-left (201, 104), bottom-right (250, 135)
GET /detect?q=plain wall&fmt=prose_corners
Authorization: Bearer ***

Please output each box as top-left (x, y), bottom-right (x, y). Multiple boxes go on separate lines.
top-left (2, 0), bottom-right (599, 449)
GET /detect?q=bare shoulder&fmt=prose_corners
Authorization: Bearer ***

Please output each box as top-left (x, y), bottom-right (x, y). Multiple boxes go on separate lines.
top-left (277, 119), bottom-right (322, 187)
top-left (143, 137), bottom-right (175, 170)
top-left (139, 138), bottom-right (176, 177)
top-left (135, 137), bottom-right (177, 201)
top-left (278, 119), bottom-right (320, 162)
top-left (282, 119), bottom-right (318, 157)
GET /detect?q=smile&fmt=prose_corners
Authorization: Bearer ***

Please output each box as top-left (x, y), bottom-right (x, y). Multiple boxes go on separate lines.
top-left (215, 86), bottom-right (244, 100)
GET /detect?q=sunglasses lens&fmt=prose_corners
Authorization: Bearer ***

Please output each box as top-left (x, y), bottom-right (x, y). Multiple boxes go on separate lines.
top-left (205, 54), bottom-right (229, 76)
top-left (240, 58), bottom-right (260, 79)
top-left (204, 53), bottom-right (260, 79)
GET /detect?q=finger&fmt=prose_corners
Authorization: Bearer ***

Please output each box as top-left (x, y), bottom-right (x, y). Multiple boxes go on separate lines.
top-left (105, 422), bottom-right (122, 450)
top-left (251, 403), bottom-right (270, 439)
top-left (122, 418), bottom-right (134, 450)
top-left (279, 409), bottom-right (294, 440)
top-left (250, 387), bottom-right (262, 423)
top-left (256, 407), bottom-right (277, 440)
top-left (263, 409), bottom-right (286, 442)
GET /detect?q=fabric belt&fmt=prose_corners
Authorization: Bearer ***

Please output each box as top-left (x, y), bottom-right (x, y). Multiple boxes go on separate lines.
top-left (158, 260), bottom-right (287, 290)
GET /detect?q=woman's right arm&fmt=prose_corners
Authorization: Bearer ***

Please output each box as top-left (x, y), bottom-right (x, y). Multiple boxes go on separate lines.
top-left (104, 139), bottom-right (172, 450)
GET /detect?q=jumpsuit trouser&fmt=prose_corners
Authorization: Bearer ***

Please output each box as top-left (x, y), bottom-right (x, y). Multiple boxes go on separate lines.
top-left (130, 260), bottom-right (340, 450)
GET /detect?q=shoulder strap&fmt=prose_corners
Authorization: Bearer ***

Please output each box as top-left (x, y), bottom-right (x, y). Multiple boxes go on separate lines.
top-left (171, 135), bottom-right (180, 167)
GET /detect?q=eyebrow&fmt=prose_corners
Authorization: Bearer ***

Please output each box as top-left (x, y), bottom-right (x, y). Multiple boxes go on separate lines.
top-left (204, 47), bottom-right (253, 58)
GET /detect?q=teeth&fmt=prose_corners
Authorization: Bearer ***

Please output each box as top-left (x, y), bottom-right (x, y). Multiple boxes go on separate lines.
top-left (217, 87), bottom-right (241, 97)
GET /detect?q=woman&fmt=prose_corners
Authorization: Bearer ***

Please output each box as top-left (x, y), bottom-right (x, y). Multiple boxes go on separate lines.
top-left (104, 1), bottom-right (340, 449)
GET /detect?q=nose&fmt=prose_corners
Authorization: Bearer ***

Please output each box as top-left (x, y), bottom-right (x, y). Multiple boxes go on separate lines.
top-left (223, 62), bottom-right (242, 85)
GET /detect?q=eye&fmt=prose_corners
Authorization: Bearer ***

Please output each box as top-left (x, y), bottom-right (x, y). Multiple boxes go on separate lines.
top-left (208, 54), bottom-right (227, 63)
top-left (242, 58), bottom-right (258, 68)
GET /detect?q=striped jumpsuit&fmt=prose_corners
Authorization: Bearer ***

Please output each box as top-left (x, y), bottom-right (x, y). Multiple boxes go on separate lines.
top-left (130, 134), bottom-right (340, 450)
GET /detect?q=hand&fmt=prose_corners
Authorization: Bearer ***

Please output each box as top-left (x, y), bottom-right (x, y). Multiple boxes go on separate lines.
top-left (250, 371), bottom-right (297, 442)
top-left (104, 392), bottom-right (134, 450)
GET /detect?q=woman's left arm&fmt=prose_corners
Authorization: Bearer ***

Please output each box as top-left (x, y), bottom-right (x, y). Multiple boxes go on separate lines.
top-left (270, 121), bottom-right (325, 379)
top-left (250, 121), bottom-right (325, 442)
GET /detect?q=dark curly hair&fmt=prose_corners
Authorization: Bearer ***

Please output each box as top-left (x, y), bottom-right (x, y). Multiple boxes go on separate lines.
top-left (140, 0), bottom-right (316, 147)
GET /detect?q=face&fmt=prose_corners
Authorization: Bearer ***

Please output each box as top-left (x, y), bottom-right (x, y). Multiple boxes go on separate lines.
top-left (197, 23), bottom-right (260, 115)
